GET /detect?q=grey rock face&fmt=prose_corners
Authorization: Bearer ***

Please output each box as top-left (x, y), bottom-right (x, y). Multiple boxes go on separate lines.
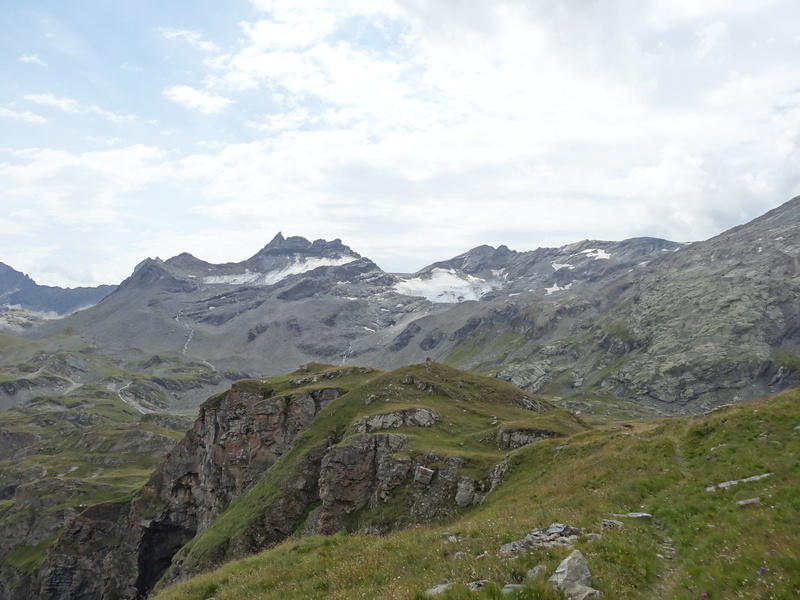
top-left (455, 477), bottom-right (484, 508)
top-left (415, 466), bottom-right (435, 485)
top-left (35, 501), bottom-right (137, 600)
top-left (26, 383), bottom-right (337, 600)
top-left (310, 433), bottom-right (410, 535)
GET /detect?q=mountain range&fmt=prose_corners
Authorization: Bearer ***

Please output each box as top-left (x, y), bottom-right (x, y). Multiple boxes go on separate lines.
top-left (3, 197), bottom-right (799, 415)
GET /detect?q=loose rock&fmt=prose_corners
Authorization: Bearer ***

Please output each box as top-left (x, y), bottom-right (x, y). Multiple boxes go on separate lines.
top-left (737, 497), bottom-right (760, 507)
top-left (499, 523), bottom-right (584, 555)
top-left (414, 466), bottom-right (435, 485)
top-left (424, 582), bottom-right (452, 596)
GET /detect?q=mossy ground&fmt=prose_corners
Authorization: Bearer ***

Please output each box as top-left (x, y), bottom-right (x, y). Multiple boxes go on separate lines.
top-left (155, 387), bottom-right (800, 600)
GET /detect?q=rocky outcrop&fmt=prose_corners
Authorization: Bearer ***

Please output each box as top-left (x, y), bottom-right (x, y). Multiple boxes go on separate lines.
top-left (353, 409), bottom-right (440, 433)
top-left (496, 427), bottom-right (563, 449)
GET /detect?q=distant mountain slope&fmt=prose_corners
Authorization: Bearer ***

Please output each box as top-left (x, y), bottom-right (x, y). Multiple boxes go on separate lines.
top-left (0, 263), bottom-right (115, 315)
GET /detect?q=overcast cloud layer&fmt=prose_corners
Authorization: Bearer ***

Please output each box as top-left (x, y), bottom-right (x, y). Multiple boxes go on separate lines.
top-left (2, 0), bottom-right (799, 287)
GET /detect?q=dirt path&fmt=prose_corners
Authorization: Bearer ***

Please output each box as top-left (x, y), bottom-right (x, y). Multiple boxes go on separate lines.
top-left (650, 423), bottom-right (693, 599)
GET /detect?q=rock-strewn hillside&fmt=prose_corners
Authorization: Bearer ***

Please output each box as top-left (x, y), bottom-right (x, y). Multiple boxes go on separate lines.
top-left (12, 362), bottom-right (586, 599)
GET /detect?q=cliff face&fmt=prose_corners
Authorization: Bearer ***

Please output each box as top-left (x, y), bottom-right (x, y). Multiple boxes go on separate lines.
top-left (144, 384), bottom-right (341, 532)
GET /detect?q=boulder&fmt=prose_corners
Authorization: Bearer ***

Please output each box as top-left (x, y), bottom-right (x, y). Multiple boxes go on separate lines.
top-left (548, 549), bottom-right (601, 600)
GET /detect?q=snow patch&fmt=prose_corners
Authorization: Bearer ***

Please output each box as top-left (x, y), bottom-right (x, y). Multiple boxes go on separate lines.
top-left (202, 257), bottom-right (357, 286)
top-left (394, 268), bottom-right (498, 303)
top-left (545, 282), bottom-right (573, 295)
top-left (552, 261), bottom-right (574, 271)
top-left (581, 248), bottom-right (611, 260)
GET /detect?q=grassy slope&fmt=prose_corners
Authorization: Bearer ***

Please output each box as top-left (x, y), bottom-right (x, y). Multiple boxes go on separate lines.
top-left (163, 362), bottom-right (586, 580)
top-left (155, 387), bottom-right (800, 600)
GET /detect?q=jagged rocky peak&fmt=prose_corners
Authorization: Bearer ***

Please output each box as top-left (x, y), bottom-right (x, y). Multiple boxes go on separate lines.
top-left (233, 233), bottom-right (366, 283)
top-left (249, 232), bottom-right (361, 260)
top-left (0, 262), bottom-right (35, 287)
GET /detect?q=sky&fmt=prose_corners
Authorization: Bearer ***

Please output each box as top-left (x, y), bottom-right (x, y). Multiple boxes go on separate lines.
top-left (2, 0), bottom-right (800, 287)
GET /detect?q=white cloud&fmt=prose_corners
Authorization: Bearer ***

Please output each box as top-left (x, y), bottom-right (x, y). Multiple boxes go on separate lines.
top-left (696, 21), bottom-right (727, 59)
top-left (0, 217), bottom-right (30, 236)
top-left (24, 94), bottom-right (136, 123)
top-left (163, 85), bottom-right (233, 114)
top-left (0, 145), bottom-right (172, 226)
top-left (19, 54), bottom-right (47, 66)
top-left (0, 107), bottom-right (46, 123)
top-left (648, 0), bottom-right (780, 26)
top-left (160, 28), bottom-right (219, 52)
